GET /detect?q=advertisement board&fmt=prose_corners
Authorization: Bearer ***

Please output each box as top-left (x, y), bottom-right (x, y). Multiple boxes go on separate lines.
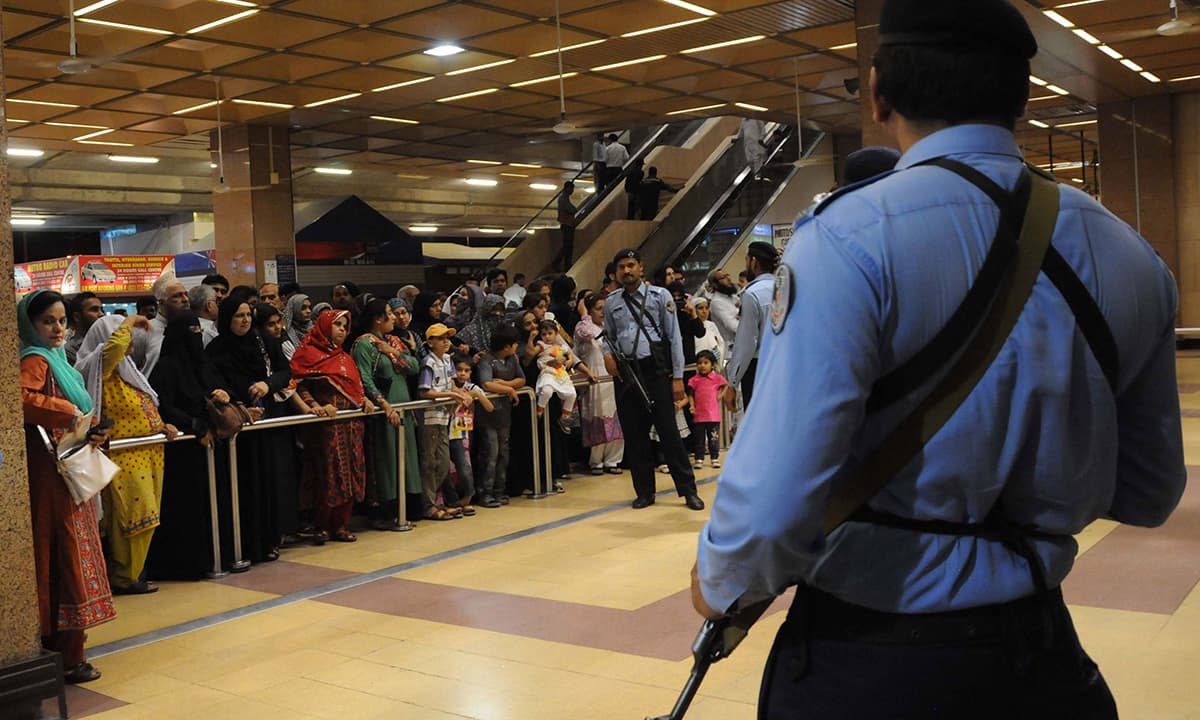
top-left (14, 254), bottom-right (176, 297)
top-left (13, 256), bottom-right (75, 296)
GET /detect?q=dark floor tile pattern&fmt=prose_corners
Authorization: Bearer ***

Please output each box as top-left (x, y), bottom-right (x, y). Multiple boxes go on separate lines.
top-left (213, 560), bottom-right (358, 596)
top-left (42, 685), bottom-right (125, 719)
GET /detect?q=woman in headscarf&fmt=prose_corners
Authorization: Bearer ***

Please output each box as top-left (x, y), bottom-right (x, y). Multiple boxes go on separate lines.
top-left (290, 309), bottom-right (375, 542)
top-left (20, 290), bottom-right (116, 684)
top-left (206, 298), bottom-right (302, 562)
top-left (75, 313), bottom-right (177, 594)
top-left (574, 293), bottom-right (624, 474)
top-left (352, 298), bottom-right (419, 531)
top-left (281, 293), bottom-right (312, 360)
top-left (410, 291), bottom-right (441, 341)
top-left (389, 298), bottom-right (423, 404)
top-left (458, 294), bottom-right (507, 356)
top-left (312, 301), bottom-right (333, 319)
top-left (504, 310), bottom-right (552, 499)
top-left (448, 283), bottom-right (485, 330)
top-left (146, 311), bottom-right (234, 580)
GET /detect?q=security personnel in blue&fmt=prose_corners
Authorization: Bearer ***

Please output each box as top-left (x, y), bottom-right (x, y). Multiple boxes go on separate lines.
top-left (722, 240), bottom-right (779, 411)
top-left (691, 0), bottom-right (1185, 717)
top-left (602, 248), bottom-right (704, 511)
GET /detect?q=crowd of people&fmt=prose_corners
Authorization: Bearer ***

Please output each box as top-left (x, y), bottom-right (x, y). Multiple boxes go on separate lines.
top-left (20, 255), bottom-right (768, 683)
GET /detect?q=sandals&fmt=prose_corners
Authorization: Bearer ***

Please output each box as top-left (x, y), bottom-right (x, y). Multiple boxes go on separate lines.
top-left (64, 662), bottom-right (101, 684)
top-left (459, 505), bottom-right (476, 516)
top-left (312, 530), bottom-right (329, 546)
top-left (423, 507), bottom-right (455, 521)
top-left (263, 549), bottom-right (280, 562)
top-left (332, 529), bottom-right (357, 543)
top-left (112, 580), bottom-right (158, 595)
top-left (553, 482), bottom-right (565, 494)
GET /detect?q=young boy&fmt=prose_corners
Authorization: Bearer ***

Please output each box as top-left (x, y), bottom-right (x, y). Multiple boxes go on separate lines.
top-left (476, 326), bottom-right (525, 507)
top-left (686, 350), bottom-right (727, 468)
top-left (442, 354), bottom-right (493, 514)
top-left (417, 323), bottom-right (472, 521)
top-left (535, 319), bottom-right (595, 433)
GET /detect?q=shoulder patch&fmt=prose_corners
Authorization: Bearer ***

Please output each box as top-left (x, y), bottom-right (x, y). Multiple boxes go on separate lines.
top-left (812, 168), bottom-right (899, 217)
top-left (770, 263), bottom-right (794, 335)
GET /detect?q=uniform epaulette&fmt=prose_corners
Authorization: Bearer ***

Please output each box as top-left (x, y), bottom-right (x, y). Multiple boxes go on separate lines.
top-left (812, 169), bottom-right (900, 217)
top-left (1025, 162), bottom-right (1057, 183)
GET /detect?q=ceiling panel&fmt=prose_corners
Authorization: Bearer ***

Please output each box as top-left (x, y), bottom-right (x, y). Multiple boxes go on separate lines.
top-left (295, 31), bottom-right (429, 63)
top-left (282, 0), bottom-right (448, 25)
top-left (377, 4), bottom-right (526, 40)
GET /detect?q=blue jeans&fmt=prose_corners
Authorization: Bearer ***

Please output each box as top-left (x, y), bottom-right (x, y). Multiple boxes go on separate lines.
top-left (443, 437), bottom-right (475, 505)
top-left (481, 409), bottom-right (511, 498)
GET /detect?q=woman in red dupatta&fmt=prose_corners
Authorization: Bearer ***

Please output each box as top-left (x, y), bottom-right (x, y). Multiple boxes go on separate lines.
top-left (290, 310), bottom-right (375, 542)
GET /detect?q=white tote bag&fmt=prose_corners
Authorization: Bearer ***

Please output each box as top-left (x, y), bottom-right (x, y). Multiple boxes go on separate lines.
top-left (39, 419), bottom-right (120, 506)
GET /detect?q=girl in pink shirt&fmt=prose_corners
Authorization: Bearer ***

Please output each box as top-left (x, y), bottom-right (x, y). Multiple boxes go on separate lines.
top-left (686, 350), bottom-right (726, 467)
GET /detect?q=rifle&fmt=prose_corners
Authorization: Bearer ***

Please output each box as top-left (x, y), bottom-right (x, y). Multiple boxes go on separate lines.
top-left (601, 331), bottom-right (654, 414)
top-left (646, 597), bottom-right (775, 720)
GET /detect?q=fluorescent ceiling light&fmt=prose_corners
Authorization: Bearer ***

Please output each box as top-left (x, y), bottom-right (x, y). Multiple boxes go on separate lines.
top-left (409, 226), bottom-right (439, 232)
top-left (305, 92), bottom-right (362, 108)
top-left (1054, 0), bottom-right (1104, 7)
top-left (6, 118), bottom-right (30, 123)
top-left (1072, 29), bottom-right (1100, 44)
top-left (172, 100), bottom-right (220, 115)
top-left (12, 217), bottom-right (47, 226)
top-left (437, 88), bottom-right (499, 102)
top-left (735, 102), bottom-right (768, 112)
top-left (510, 72), bottom-right (578, 88)
top-left (77, 140), bottom-right (133, 146)
top-left (530, 183), bottom-right (558, 190)
top-left (446, 59), bottom-right (515, 76)
top-left (590, 55), bottom-right (667, 72)
top-left (1029, 75), bottom-right (1048, 86)
top-left (395, 174), bottom-right (430, 179)
top-left (1028, 119), bottom-right (1050, 128)
top-left (233, 98), bottom-right (294, 108)
top-left (621, 17), bottom-right (708, 38)
top-left (1043, 10), bottom-right (1075, 27)
top-left (500, 172), bottom-right (528, 177)
top-left (73, 129), bottom-right (115, 141)
top-left (74, 0), bottom-right (120, 16)
top-left (369, 115), bottom-right (419, 124)
top-left (7, 98), bottom-right (78, 108)
top-left (682, 36), bottom-right (765, 54)
top-left (1141, 71), bottom-right (1162, 83)
top-left (109, 155), bottom-right (158, 163)
top-left (1170, 74), bottom-right (1200, 82)
top-left (574, 178), bottom-right (593, 184)
top-left (477, 228), bottom-right (504, 234)
top-left (828, 42), bottom-right (857, 50)
top-left (661, 0), bottom-right (717, 16)
top-left (371, 77), bottom-right (434, 93)
top-left (1056, 119), bottom-right (1097, 127)
top-left (1098, 45), bottom-right (1122, 59)
top-left (425, 45), bottom-right (464, 57)
top-left (7, 148), bottom-right (45, 157)
top-left (1029, 95), bottom-right (1057, 102)
top-left (510, 163), bottom-right (541, 168)
top-left (314, 167), bottom-right (352, 175)
top-left (530, 40), bottom-right (605, 57)
top-left (666, 102), bottom-right (726, 115)
top-left (210, 163), bottom-right (217, 168)
top-left (465, 178), bottom-right (498, 186)
top-left (467, 159), bottom-right (501, 165)
top-left (78, 17), bottom-right (171, 34)
top-left (1072, 177), bottom-right (1084, 183)
top-left (1120, 59), bottom-right (1143, 72)
top-left (584, 187), bottom-right (595, 193)
top-left (187, 9), bottom-right (258, 33)
top-left (45, 121), bottom-right (108, 128)
top-left (526, 229), bottom-right (536, 234)
top-left (1045, 84), bottom-right (1070, 95)
top-left (216, 0), bottom-right (257, 6)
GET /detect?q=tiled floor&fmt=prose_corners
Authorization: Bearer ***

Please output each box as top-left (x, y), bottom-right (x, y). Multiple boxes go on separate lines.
top-left (57, 358), bottom-right (1200, 719)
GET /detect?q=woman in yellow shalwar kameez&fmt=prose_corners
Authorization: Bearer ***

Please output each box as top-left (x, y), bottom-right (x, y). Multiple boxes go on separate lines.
top-left (75, 314), bottom-right (178, 594)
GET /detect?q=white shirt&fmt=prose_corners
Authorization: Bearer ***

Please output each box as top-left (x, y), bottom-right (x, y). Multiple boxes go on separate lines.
top-left (603, 142), bottom-right (629, 168)
top-left (592, 140), bottom-right (607, 163)
top-left (503, 285), bottom-right (526, 309)
top-left (199, 317), bottom-right (218, 348)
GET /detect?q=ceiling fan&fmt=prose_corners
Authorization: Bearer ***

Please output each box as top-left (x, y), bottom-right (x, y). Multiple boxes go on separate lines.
top-left (1100, 0), bottom-right (1197, 42)
top-left (56, 0), bottom-right (110, 74)
top-left (513, 0), bottom-right (604, 137)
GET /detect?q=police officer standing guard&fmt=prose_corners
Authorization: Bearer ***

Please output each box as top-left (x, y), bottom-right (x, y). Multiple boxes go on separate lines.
top-left (603, 249), bottom-right (704, 511)
top-left (723, 240), bottom-right (778, 410)
top-left (692, 0), bottom-right (1185, 717)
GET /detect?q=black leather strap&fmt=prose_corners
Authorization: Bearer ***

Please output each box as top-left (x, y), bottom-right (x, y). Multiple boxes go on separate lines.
top-left (1042, 247), bottom-right (1120, 392)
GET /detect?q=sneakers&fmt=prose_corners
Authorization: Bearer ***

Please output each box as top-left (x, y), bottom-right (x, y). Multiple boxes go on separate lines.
top-left (558, 415), bottom-right (573, 434)
top-left (656, 464), bottom-right (670, 474)
top-left (590, 467), bottom-right (605, 475)
top-left (692, 457), bottom-right (703, 469)
top-left (498, 494), bottom-right (510, 505)
top-left (480, 495), bottom-right (502, 508)
top-left (711, 458), bottom-right (721, 468)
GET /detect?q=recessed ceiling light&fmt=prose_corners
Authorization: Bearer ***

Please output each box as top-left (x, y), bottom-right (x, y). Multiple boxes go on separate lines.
top-left (1029, 75), bottom-right (1049, 86)
top-left (1045, 84), bottom-right (1070, 95)
top-left (437, 88), bottom-right (499, 103)
top-left (666, 102), bottom-right (726, 115)
top-left (530, 40), bottom-right (605, 58)
top-left (1098, 45), bottom-right (1122, 59)
top-left (1029, 95), bottom-right (1057, 101)
top-left (1054, 0), bottom-right (1104, 7)
top-left (304, 92), bottom-right (362, 108)
top-left (12, 217), bottom-right (47, 226)
top-left (467, 159), bottom-right (502, 165)
top-left (583, 186), bottom-right (595, 193)
top-left (525, 229), bottom-right (536, 234)
top-left (466, 178), bottom-right (498, 187)
top-left (77, 140), bottom-right (134, 146)
top-left (590, 55), bottom-right (667, 72)
top-left (734, 102), bottom-right (768, 112)
top-left (1170, 73), bottom-right (1200, 82)
top-left (210, 163), bottom-right (218, 168)
top-left (173, 100), bottom-right (221, 115)
top-left (682, 36), bottom-right (765, 54)
top-left (621, 17), bottom-right (708, 38)
top-left (7, 98), bottom-right (78, 108)
top-left (6, 118), bottom-right (30, 124)
top-left (510, 72), bottom-right (578, 88)
top-left (1043, 10), bottom-right (1075, 27)
top-left (78, 17), bottom-right (172, 34)
top-left (1072, 177), bottom-right (1084, 183)
top-left (216, 0), bottom-right (257, 6)
top-left (73, 129), bottom-right (115, 141)
top-left (44, 121), bottom-right (108, 129)
top-left (477, 227), bottom-right (504, 234)
top-left (661, 0), bottom-right (717, 16)
top-left (74, 0), bottom-right (120, 16)
top-left (1029, 119), bottom-right (1050, 128)
top-left (510, 163), bottom-right (541, 168)
top-left (233, 98), bottom-right (295, 108)
top-left (1072, 28), bottom-right (1100, 44)
top-left (187, 9), bottom-right (258, 34)
top-left (314, 167), bottom-right (352, 175)
top-left (828, 42), bottom-right (857, 50)
top-left (109, 155), bottom-right (159, 163)
top-left (7, 148), bottom-right (45, 157)
top-left (446, 59), bottom-right (515, 76)
top-left (500, 172), bottom-right (528, 177)
top-left (396, 173), bottom-right (431, 179)
top-left (1055, 119), bottom-right (1097, 127)
top-left (369, 115), bottom-right (419, 124)
top-left (530, 183), bottom-right (558, 190)
top-left (1120, 58), bottom-right (1143, 72)
top-left (1141, 71), bottom-right (1162, 83)
top-left (409, 226), bottom-right (439, 232)
top-left (425, 45), bottom-right (465, 57)
top-left (371, 77), bottom-right (434, 93)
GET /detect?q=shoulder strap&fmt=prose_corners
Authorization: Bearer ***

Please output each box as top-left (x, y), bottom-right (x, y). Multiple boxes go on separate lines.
top-left (822, 166), bottom-right (1060, 535)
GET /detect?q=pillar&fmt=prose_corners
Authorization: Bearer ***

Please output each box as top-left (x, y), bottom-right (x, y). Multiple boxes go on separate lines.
top-left (1173, 92), bottom-right (1200, 326)
top-left (210, 125), bottom-right (294, 289)
top-left (854, 0), bottom-right (894, 149)
top-left (0, 5), bottom-right (53, 709)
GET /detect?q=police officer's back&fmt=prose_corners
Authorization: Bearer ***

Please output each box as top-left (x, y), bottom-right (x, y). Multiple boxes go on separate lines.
top-left (693, 0), bottom-right (1185, 717)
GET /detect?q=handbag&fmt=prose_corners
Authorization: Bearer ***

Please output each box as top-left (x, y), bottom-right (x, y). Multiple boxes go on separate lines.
top-left (206, 397), bottom-right (254, 439)
top-left (38, 422), bottom-right (119, 506)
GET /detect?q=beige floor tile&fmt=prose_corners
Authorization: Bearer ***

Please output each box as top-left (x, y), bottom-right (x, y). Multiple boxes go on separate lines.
top-left (87, 582), bottom-right (279, 646)
top-left (247, 677), bottom-right (400, 719)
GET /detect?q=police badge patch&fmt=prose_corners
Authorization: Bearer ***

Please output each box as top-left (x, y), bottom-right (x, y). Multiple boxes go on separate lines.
top-left (771, 263), bottom-right (793, 334)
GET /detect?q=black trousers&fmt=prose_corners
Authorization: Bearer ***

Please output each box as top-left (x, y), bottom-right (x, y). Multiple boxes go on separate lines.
top-left (760, 587), bottom-right (1117, 720)
top-left (613, 358), bottom-right (697, 500)
top-left (559, 225), bottom-right (575, 272)
top-left (741, 357), bottom-right (758, 408)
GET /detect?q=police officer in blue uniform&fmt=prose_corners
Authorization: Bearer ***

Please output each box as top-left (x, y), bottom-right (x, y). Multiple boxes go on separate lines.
top-left (692, 0), bottom-right (1185, 717)
top-left (723, 241), bottom-right (778, 410)
top-left (603, 248), bottom-right (704, 511)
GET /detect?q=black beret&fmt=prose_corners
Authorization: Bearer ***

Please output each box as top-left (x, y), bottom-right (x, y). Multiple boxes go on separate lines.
top-left (879, 0), bottom-right (1037, 60)
top-left (612, 247), bottom-right (641, 265)
top-left (843, 146), bottom-right (901, 185)
top-left (747, 241), bottom-right (779, 263)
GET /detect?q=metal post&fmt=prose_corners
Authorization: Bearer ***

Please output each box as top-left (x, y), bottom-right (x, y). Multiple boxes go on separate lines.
top-left (537, 403), bottom-right (553, 499)
top-left (226, 435), bottom-right (250, 572)
top-left (204, 443), bottom-right (228, 579)
top-left (395, 415), bottom-right (413, 531)
top-left (527, 388), bottom-right (545, 498)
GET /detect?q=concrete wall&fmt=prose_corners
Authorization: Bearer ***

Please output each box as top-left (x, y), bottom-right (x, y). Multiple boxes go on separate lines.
top-left (1174, 92), bottom-right (1200, 326)
top-left (102, 212), bottom-right (215, 256)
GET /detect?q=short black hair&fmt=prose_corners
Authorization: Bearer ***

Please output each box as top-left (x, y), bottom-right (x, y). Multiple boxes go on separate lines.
top-left (229, 285), bottom-right (257, 304)
top-left (526, 278), bottom-right (549, 296)
top-left (280, 282), bottom-right (301, 296)
top-left (490, 324), bottom-right (520, 352)
top-left (135, 295), bottom-right (158, 311)
top-left (604, 262), bottom-right (616, 278)
top-left (334, 281), bottom-right (360, 296)
top-left (201, 273), bottom-right (229, 288)
top-left (872, 45), bottom-right (1029, 128)
top-left (513, 272), bottom-right (526, 283)
top-left (486, 268), bottom-right (507, 284)
top-left (522, 292), bottom-right (546, 311)
top-left (696, 349), bottom-right (718, 364)
top-left (67, 292), bottom-right (99, 324)
top-left (584, 292), bottom-right (605, 313)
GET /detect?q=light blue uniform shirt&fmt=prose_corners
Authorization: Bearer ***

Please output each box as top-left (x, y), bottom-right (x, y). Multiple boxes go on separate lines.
top-left (697, 124), bottom-right (1185, 614)
top-left (725, 272), bottom-right (774, 386)
top-left (603, 283), bottom-right (685, 379)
